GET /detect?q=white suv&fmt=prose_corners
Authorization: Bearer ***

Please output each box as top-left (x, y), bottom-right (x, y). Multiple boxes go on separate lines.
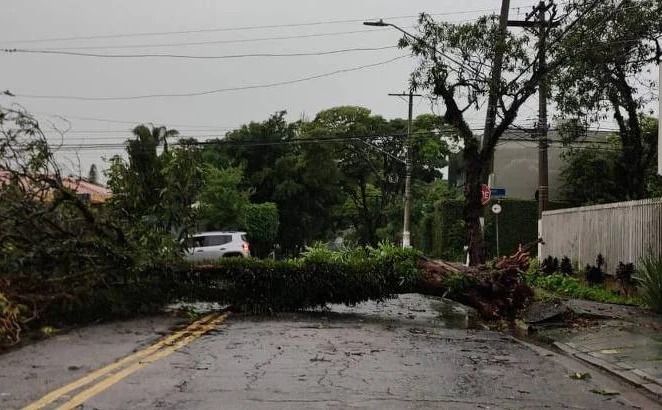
top-left (184, 231), bottom-right (250, 262)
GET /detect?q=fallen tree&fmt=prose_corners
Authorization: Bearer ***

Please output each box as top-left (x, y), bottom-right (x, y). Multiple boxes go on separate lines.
top-left (418, 247), bottom-right (534, 319)
top-left (184, 243), bottom-right (534, 320)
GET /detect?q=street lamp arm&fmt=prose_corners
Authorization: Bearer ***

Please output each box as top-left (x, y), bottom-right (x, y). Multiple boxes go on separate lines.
top-left (363, 20), bottom-right (421, 47)
top-left (363, 19), bottom-right (485, 80)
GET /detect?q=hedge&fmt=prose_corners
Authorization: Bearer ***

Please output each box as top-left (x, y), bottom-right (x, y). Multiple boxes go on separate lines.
top-left (178, 245), bottom-right (422, 313)
top-left (421, 199), bottom-right (566, 260)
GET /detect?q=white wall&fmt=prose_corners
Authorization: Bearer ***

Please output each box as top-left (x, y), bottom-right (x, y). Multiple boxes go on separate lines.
top-left (541, 198), bottom-right (662, 273)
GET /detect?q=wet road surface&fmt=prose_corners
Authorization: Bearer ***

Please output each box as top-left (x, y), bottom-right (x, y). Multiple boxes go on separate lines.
top-left (1, 294), bottom-right (660, 409)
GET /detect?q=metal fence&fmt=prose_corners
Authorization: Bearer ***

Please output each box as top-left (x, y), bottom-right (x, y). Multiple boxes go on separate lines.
top-left (540, 198), bottom-right (662, 273)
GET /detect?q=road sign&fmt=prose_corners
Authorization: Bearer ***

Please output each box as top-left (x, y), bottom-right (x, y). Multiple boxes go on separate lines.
top-left (490, 187), bottom-right (507, 198)
top-left (491, 203), bottom-right (502, 214)
top-left (481, 184), bottom-right (491, 205)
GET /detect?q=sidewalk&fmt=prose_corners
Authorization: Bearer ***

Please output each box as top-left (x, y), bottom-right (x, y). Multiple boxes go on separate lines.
top-left (526, 299), bottom-right (662, 400)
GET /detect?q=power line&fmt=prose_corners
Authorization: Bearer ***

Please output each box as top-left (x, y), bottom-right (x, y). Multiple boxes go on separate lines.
top-left (47, 130), bottom-right (442, 151)
top-left (0, 5), bottom-right (539, 46)
top-left (4, 45), bottom-right (398, 60)
top-left (46, 124), bottom-right (622, 152)
top-left (44, 129), bottom-right (234, 135)
top-left (34, 112), bottom-right (236, 129)
top-left (11, 55), bottom-right (409, 101)
top-left (23, 28), bottom-right (407, 51)
top-left (6, 5), bottom-right (549, 52)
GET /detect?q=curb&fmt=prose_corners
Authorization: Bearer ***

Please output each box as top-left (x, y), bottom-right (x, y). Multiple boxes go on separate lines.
top-left (554, 341), bottom-right (662, 400)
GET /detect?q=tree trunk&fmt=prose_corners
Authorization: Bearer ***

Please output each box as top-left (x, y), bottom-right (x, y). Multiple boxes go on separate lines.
top-left (464, 147), bottom-right (487, 265)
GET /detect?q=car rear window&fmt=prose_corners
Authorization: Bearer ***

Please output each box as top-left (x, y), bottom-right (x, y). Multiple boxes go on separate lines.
top-left (203, 235), bottom-right (233, 246)
top-left (241, 234), bottom-right (247, 241)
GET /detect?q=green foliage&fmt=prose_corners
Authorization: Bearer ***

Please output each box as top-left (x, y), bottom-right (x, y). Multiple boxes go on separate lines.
top-left (243, 202), bottom-right (279, 242)
top-left (197, 165), bottom-right (250, 231)
top-left (560, 120), bottom-right (662, 206)
top-left (560, 257), bottom-right (574, 276)
top-left (184, 242), bottom-right (422, 313)
top-left (0, 110), bottom-right (199, 346)
top-left (635, 256), bottom-right (662, 313)
top-left (526, 273), bottom-right (639, 306)
top-left (0, 288), bottom-right (28, 346)
top-left (553, 0), bottom-right (661, 201)
top-left (584, 254), bottom-right (606, 286)
top-left (243, 202), bottom-right (279, 258)
top-left (560, 142), bottom-right (628, 206)
top-left (205, 111), bottom-right (343, 254)
top-left (541, 256), bottom-right (560, 276)
top-left (106, 124), bottom-right (205, 245)
top-left (615, 262), bottom-right (635, 288)
top-left (443, 273), bottom-right (473, 298)
top-left (423, 199), bottom-right (565, 260)
top-left (422, 199), bottom-right (466, 260)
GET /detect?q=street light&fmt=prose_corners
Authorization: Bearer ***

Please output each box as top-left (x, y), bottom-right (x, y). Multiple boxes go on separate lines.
top-left (363, 19), bottom-right (413, 38)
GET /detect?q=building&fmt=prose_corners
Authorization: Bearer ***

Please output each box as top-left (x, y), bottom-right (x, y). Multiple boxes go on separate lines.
top-left (448, 128), bottom-right (611, 201)
top-left (0, 171), bottom-right (111, 205)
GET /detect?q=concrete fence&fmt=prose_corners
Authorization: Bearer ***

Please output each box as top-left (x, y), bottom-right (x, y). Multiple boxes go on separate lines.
top-left (540, 198), bottom-right (662, 273)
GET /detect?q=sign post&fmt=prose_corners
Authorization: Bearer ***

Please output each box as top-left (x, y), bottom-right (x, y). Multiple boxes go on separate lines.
top-left (491, 203), bottom-right (502, 256)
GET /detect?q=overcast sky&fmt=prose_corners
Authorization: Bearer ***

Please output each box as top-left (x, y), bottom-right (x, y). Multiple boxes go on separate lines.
top-left (1, 1), bottom-right (658, 178)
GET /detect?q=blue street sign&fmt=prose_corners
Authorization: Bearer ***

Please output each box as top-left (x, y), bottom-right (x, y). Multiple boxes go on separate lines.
top-left (490, 187), bottom-right (507, 197)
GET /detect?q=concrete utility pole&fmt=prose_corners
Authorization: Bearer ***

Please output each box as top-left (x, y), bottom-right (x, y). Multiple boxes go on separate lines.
top-left (509, 0), bottom-right (557, 256)
top-left (535, 1), bottom-right (552, 219)
top-left (389, 91), bottom-right (421, 248)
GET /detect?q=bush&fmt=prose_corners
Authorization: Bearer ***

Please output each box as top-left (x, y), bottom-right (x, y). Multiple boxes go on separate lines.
top-left (636, 256), bottom-right (662, 313)
top-left (559, 257), bottom-right (574, 276)
top-left (616, 262), bottom-right (635, 288)
top-left (541, 256), bottom-right (559, 275)
top-left (526, 273), bottom-right (639, 305)
top-left (584, 254), bottom-right (606, 285)
top-left (243, 202), bottom-right (279, 258)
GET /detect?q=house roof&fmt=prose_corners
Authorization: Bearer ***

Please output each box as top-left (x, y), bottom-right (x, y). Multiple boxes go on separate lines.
top-left (0, 170), bottom-right (111, 204)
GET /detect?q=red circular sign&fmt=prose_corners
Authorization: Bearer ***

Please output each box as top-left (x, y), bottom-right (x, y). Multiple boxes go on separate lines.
top-left (481, 184), bottom-right (491, 206)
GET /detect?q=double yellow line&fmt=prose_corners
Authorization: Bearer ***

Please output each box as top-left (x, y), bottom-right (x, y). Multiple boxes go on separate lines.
top-left (24, 312), bottom-right (228, 410)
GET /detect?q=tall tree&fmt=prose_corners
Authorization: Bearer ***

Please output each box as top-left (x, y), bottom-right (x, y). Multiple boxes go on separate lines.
top-left (204, 112), bottom-right (344, 253)
top-left (561, 119), bottom-right (662, 206)
top-left (402, 1), bottom-right (618, 264)
top-left (553, 0), bottom-right (662, 200)
top-left (106, 125), bottom-right (204, 242)
top-left (306, 107), bottom-right (449, 246)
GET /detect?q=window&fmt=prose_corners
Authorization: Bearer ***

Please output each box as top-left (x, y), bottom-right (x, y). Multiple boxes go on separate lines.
top-left (203, 235), bottom-right (232, 246)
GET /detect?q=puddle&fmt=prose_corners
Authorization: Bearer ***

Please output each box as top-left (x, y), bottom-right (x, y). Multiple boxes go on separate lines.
top-left (323, 294), bottom-right (484, 330)
top-left (429, 298), bottom-right (482, 330)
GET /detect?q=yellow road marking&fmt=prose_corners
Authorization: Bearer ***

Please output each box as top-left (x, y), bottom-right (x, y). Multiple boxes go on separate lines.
top-left (23, 312), bottom-right (221, 410)
top-left (56, 313), bottom-right (228, 410)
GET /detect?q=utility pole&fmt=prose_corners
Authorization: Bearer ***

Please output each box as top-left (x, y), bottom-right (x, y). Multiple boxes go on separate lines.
top-left (535, 1), bottom-right (551, 220)
top-left (509, 1), bottom-right (557, 257)
top-left (389, 91), bottom-right (422, 248)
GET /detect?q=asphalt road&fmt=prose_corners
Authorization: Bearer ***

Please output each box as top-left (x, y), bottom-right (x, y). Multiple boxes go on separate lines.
top-left (1, 295), bottom-right (660, 409)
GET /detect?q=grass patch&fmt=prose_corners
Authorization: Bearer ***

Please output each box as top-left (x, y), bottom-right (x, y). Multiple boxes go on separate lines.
top-left (526, 273), bottom-right (642, 306)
